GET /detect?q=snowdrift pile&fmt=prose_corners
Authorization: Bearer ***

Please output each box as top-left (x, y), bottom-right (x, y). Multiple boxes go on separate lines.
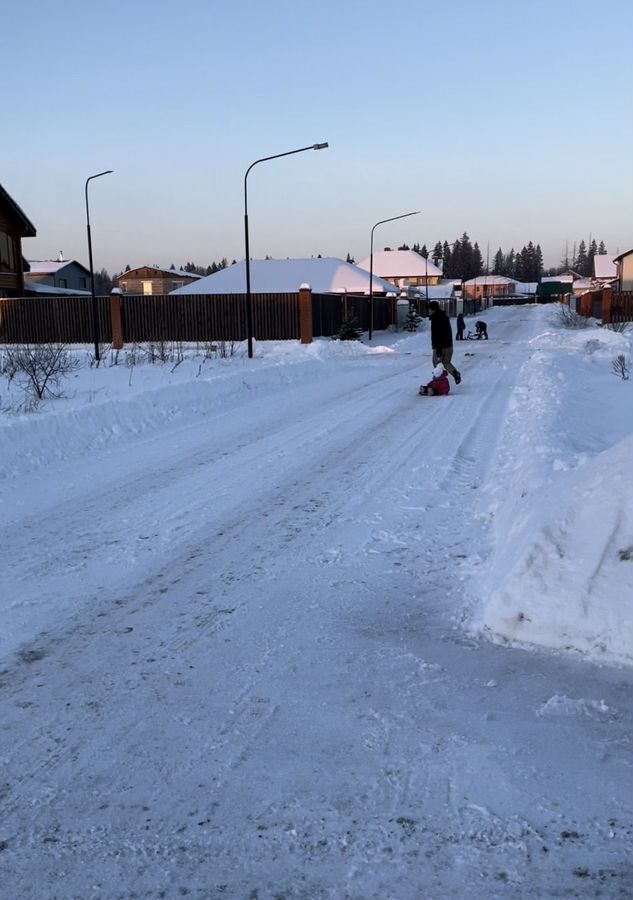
top-left (469, 322), bottom-right (633, 666)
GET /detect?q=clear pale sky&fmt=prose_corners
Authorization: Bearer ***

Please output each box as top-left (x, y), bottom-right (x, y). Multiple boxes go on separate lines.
top-left (4, 0), bottom-right (632, 274)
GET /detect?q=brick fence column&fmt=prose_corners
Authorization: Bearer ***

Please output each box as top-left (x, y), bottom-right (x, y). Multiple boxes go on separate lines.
top-left (298, 283), bottom-right (313, 344)
top-left (601, 287), bottom-right (613, 325)
top-left (110, 288), bottom-right (123, 349)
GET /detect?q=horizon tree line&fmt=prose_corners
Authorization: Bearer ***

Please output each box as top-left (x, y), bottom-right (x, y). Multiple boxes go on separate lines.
top-left (93, 235), bottom-right (610, 293)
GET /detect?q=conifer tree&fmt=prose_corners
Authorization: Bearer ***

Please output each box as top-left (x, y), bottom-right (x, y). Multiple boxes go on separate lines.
top-left (443, 241), bottom-right (453, 277)
top-left (588, 239), bottom-right (597, 277)
top-left (346, 252), bottom-right (355, 264)
top-left (432, 241), bottom-right (443, 260)
top-left (336, 316), bottom-right (362, 340)
top-left (493, 247), bottom-right (504, 275)
top-left (535, 244), bottom-right (544, 281)
top-left (598, 241), bottom-right (607, 255)
top-left (403, 302), bottom-right (421, 332)
top-left (575, 240), bottom-right (588, 276)
top-left (472, 242), bottom-right (483, 278)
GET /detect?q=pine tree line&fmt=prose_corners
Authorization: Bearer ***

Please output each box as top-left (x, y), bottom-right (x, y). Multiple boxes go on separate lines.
top-left (96, 236), bottom-right (610, 291)
top-left (401, 233), bottom-right (609, 282)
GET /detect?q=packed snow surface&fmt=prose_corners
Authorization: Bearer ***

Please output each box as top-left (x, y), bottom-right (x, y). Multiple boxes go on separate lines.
top-left (0, 305), bottom-right (631, 898)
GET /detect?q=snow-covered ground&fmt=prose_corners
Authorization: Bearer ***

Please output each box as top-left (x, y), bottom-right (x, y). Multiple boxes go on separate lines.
top-left (1, 305), bottom-right (631, 898)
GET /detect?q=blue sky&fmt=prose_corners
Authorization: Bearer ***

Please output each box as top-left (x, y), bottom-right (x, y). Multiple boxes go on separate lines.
top-left (4, 0), bottom-right (632, 273)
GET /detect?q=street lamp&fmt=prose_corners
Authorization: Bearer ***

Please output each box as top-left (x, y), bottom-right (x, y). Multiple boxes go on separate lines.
top-left (368, 211), bottom-right (420, 340)
top-left (85, 170), bottom-right (113, 362)
top-left (243, 142), bottom-right (328, 359)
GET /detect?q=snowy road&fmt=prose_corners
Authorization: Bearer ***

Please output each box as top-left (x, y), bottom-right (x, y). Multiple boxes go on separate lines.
top-left (1, 308), bottom-right (631, 899)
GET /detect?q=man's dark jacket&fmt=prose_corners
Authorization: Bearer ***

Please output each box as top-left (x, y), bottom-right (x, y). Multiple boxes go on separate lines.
top-left (430, 309), bottom-right (453, 350)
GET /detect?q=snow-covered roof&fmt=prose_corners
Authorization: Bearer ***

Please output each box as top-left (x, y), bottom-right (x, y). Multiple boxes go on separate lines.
top-left (170, 258), bottom-right (398, 296)
top-left (593, 255), bottom-right (617, 280)
top-left (27, 259), bottom-right (88, 275)
top-left (542, 275), bottom-right (574, 284)
top-left (409, 284), bottom-right (455, 299)
top-left (121, 266), bottom-right (202, 280)
top-left (462, 275), bottom-right (515, 286)
top-left (24, 281), bottom-right (91, 296)
top-left (613, 247), bottom-right (633, 263)
top-left (356, 250), bottom-right (443, 279)
top-left (572, 278), bottom-right (593, 291)
top-left (0, 183), bottom-right (36, 237)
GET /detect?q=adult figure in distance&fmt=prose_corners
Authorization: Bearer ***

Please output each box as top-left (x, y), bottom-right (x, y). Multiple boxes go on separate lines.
top-left (427, 300), bottom-right (461, 385)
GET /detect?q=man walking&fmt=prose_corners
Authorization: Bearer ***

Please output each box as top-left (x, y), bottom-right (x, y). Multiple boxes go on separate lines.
top-left (427, 301), bottom-right (462, 385)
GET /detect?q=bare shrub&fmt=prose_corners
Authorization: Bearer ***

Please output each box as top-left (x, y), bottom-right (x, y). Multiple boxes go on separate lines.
top-left (217, 340), bottom-right (237, 358)
top-left (87, 343), bottom-right (112, 368)
top-left (612, 355), bottom-right (630, 380)
top-left (5, 344), bottom-right (80, 400)
top-left (555, 303), bottom-right (591, 329)
top-left (605, 320), bottom-right (632, 334)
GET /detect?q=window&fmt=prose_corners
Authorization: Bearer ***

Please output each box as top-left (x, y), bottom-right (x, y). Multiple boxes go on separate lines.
top-left (59, 278), bottom-right (68, 288)
top-left (0, 232), bottom-right (16, 271)
top-left (142, 281), bottom-right (153, 295)
top-left (173, 280), bottom-right (184, 289)
top-left (80, 277), bottom-right (87, 289)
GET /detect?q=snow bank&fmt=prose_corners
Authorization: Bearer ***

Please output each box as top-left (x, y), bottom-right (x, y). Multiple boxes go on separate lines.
top-left (0, 337), bottom-right (394, 481)
top-left (469, 320), bottom-right (633, 666)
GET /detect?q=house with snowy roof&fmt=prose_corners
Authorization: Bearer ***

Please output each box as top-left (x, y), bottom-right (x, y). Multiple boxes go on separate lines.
top-left (0, 183), bottom-right (36, 297)
top-left (613, 248), bottom-right (633, 291)
top-left (117, 266), bottom-right (202, 295)
top-left (356, 249), bottom-right (443, 290)
top-left (169, 258), bottom-right (397, 296)
top-left (592, 254), bottom-right (617, 285)
top-left (462, 275), bottom-right (516, 300)
top-left (25, 256), bottom-right (91, 293)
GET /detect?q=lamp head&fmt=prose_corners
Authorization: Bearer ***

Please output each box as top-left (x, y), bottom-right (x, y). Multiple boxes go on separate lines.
top-left (313, 143), bottom-right (329, 150)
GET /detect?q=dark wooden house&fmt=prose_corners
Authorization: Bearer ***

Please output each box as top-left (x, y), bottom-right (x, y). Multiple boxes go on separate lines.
top-left (0, 184), bottom-right (37, 297)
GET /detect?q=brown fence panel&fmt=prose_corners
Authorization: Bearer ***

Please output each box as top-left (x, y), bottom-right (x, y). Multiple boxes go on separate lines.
top-left (252, 293), bottom-right (300, 340)
top-left (120, 293), bottom-right (248, 342)
top-left (0, 295), bottom-right (111, 344)
top-left (611, 291), bottom-right (633, 324)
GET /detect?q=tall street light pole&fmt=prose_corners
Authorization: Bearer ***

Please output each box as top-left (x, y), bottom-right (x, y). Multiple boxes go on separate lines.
top-left (243, 142), bottom-right (328, 359)
top-left (85, 170), bottom-right (113, 362)
top-left (368, 211), bottom-right (420, 341)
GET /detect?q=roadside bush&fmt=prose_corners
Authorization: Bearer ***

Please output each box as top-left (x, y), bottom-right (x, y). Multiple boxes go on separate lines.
top-left (5, 344), bottom-right (80, 401)
top-left (402, 302), bottom-right (422, 332)
top-left (555, 303), bottom-right (591, 329)
top-left (611, 355), bottom-right (630, 380)
top-left (334, 316), bottom-right (362, 341)
top-left (605, 320), bottom-right (632, 334)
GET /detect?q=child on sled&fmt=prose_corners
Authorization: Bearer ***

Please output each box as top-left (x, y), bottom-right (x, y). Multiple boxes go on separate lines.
top-left (419, 364), bottom-right (450, 396)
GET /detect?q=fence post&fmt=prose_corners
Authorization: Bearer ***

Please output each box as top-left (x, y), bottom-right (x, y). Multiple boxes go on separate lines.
top-left (110, 288), bottom-right (123, 349)
top-left (299, 283), bottom-right (313, 344)
top-left (602, 287), bottom-right (613, 325)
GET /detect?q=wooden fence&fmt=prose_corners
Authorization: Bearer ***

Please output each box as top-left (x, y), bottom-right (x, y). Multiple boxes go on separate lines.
top-left (573, 288), bottom-right (633, 325)
top-left (609, 290), bottom-right (633, 325)
top-left (0, 291), bottom-right (394, 345)
top-left (0, 295), bottom-right (111, 344)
